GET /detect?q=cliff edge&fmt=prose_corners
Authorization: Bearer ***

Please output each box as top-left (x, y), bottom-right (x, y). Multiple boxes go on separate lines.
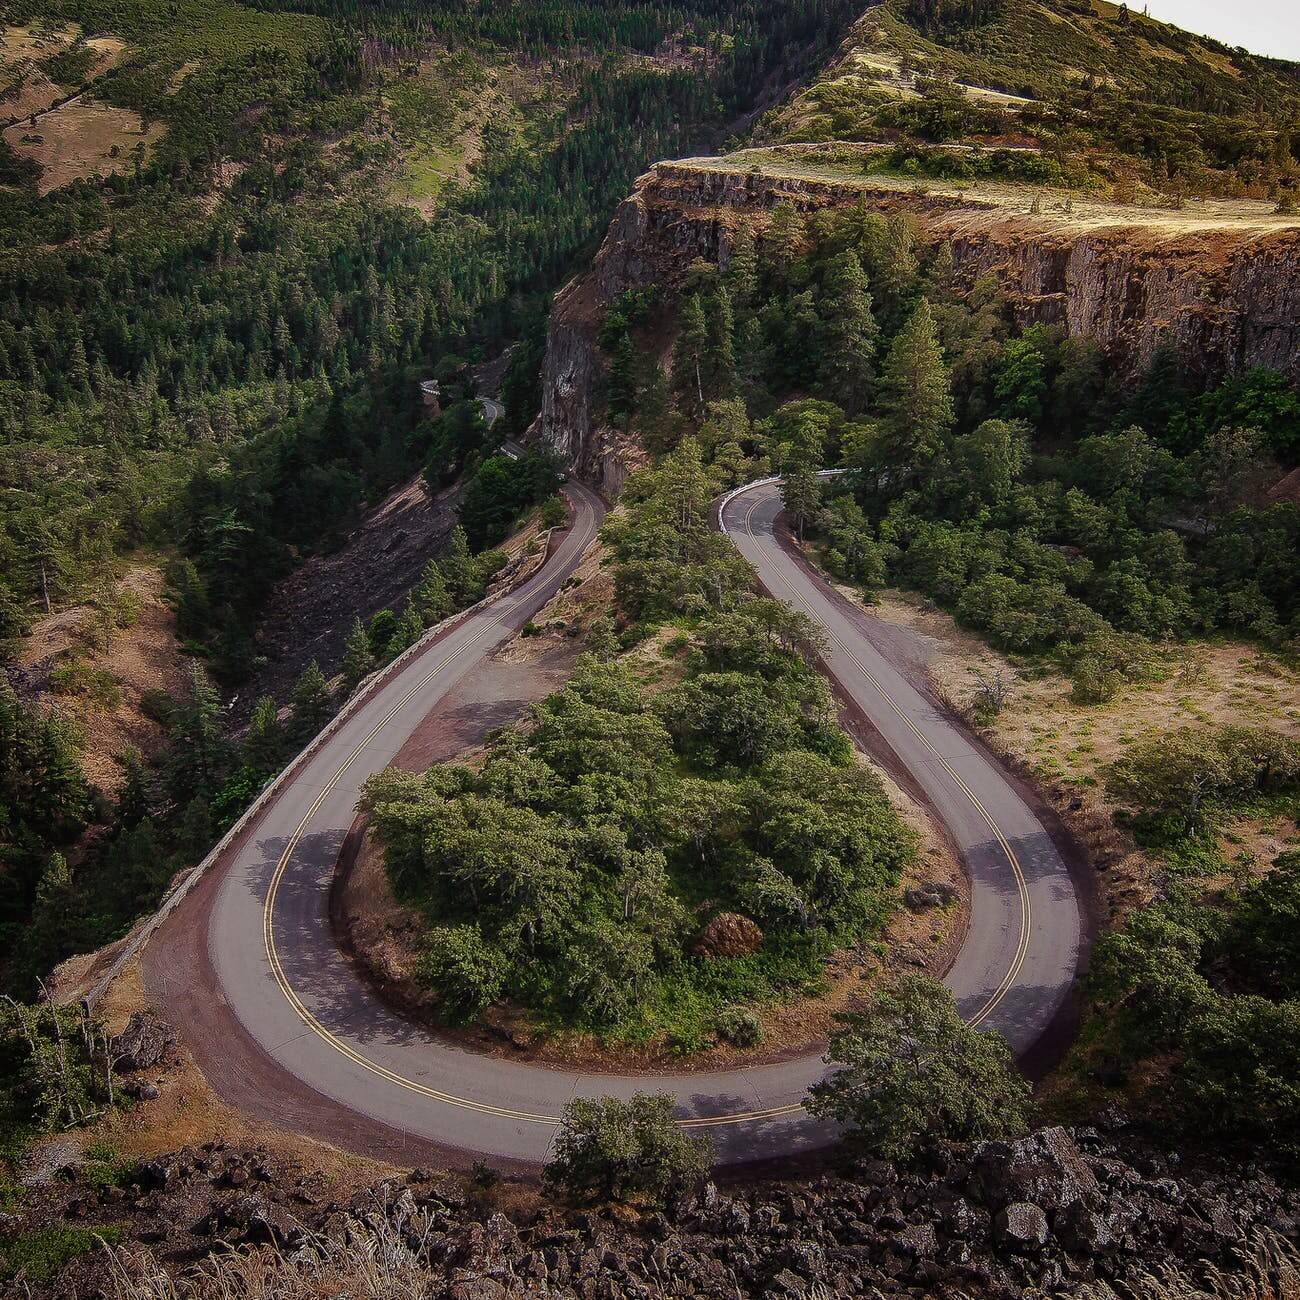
top-left (535, 154), bottom-right (1300, 488)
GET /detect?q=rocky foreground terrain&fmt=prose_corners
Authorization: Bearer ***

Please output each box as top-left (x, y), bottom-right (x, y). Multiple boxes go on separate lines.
top-left (21, 1021), bottom-right (1297, 1300)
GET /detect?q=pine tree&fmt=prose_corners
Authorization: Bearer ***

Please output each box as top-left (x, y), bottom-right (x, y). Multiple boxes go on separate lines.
top-left (114, 747), bottom-right (151, 831)
top-left (341, 614), bottom-right (377, 688)
top-left (413, 560), bottom-right (453, 626)
top-left (704, 288), bottom-right (738, 401)
top-left (766, 201), bottom-right (804, 280)
top-left (384, 599), bottom-right (425, 661)
top-left (671, 294), bottom-right (708, 423)
top-left (440, 526), bottom-right (478, 605)
top-left (289, 660), bottom-right (332, 743)
top-left (879, 298), bottom-right (954, 482)
top-left (606, 330), bottom-right (639, 426)
top-left (735, 316), bottom-right (767, 385)
top-left (724, 228), bottom-right (758, 309)
top-left (782, 466), bottom-right (823, 542)
top-left (818, 251), bottom-right (879, 414)
top-left (168, 664), bottom-right (227, 799)
top-left (243, 695), bottom-right (284, 772)
top-left (638, 367), bottom-right (680, 455)
top-left (25, 851), bottom-right (79, 988)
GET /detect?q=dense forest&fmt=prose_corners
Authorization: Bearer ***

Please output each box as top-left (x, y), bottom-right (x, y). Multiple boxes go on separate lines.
top-left (0, 0), bottom-right (861, 664)
top-left (0, 0), bottom-right (864, 996)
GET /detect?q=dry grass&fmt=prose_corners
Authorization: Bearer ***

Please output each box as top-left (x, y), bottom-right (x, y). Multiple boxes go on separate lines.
top-left (0, 24), bottom-right (125, 121)
top-left (98, 1226), bottom-right (1300, 1300)
top-left (17, 566), bottom-right (189, 794)
top-left (4, 97), bottom-right (161, 193)
top-left (839, 587), bottom-right (1300, 923)
top-left (104, 1211), bottom-right (433, 1300)
top-left (682, 150), bottom-right (1300, 235)
top-left (1070, 1232), bottom-right (1300, 1300)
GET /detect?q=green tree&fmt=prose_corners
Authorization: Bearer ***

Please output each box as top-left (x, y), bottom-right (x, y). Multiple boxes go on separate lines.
top-left (808, 975), bottom-right (1030, 1157)
top-left (440, 526), bottom-right (479, 605)
top-left (671, 294), bottom-right (708, 422)
top-left (543, 1093), bottom-right (712, 1206)
top-left (243, 695), bottom-right (284, 773)
top-left (288, 660), bottom-right (332, 744)
top-left (704, 287), bottom-right (738, 400)
top-left (168, 664), bottom-right (227, 798)
top-left (878, 298), bottom-right (954, 483)
top-left (413, 560), bottom-right (453, 627)
top-left (606, 329), bottom-right (639, 426)
top-left (341, 615), bottom-right (376, 689)
top-left (417, 924), bottom-right (510, 1020)
top-left (818, 251), bottom-right (878, 413)
top-left (0, 582), bottom-right (29, 657)
top-left (782, 466), bottom-right (823, 542)
top-left (724, 227), bottom-right (758, 308)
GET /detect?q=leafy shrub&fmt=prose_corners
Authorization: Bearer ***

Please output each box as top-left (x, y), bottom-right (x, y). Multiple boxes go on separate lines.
top-left (715, 1004), bottom-right (764, 1047)
top-left (417, 926), bottom-right (510, 1021)
top-left (1107, 725), bottom-right (1300, 831)
top-left (0, 1224), bottom-right (122, 1283)
top-left (543, 1093), bottom-right (711, 1206)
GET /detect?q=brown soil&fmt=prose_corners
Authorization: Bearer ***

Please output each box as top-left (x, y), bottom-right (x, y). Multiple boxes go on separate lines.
top-left (15, 566), bottom-right (189, 794)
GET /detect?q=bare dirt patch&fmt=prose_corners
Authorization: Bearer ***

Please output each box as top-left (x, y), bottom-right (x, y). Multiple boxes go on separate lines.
top-left (15, 566), bottom-right (189, 795)
top-left (44, 958), bottom-right (399, 1187)
top-left (4, 97), bottom-right (162, 193)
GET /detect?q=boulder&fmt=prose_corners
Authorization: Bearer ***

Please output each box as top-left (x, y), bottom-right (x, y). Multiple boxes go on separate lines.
top-left (904, 881), bottom-right (959, 911)
top-left (109, 1012), bottom-right (177, 1073)
top-left (974, 1126), bottom-right (1100, 1212)
top-left (693, 912), bottom-right (763, 958)
top-left (994, 1202), bottom-right (1049, 1252)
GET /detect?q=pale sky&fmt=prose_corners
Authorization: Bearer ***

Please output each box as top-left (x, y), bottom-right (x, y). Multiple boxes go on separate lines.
top-left (1138, 1), bottom-right (1300, 63)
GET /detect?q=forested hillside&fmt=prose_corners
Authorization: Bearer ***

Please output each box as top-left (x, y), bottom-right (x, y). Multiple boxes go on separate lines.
top-left (761, 0), bottom-right (1300, 201)
top-left (0, 0), bottom-right (863, 997)
top-left (0, 0), bottom-right (858, 663)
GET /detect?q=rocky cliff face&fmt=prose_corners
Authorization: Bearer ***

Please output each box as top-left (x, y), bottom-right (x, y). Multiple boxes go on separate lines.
top-left (535, 161), bottom-right (1300, 487)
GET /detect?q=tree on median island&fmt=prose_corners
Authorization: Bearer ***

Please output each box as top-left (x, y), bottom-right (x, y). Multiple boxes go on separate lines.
top-left (808, 974), bottom-right (1030, 1158)
top-left (543, 1093), bottom-right (712, 1207)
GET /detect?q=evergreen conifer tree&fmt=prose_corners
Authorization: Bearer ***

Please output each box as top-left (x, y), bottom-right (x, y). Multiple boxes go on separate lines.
top-left (289, 660), bottom-right (332, 743)
top-left (879, 298), bottom-right (954, 482)
top-left (341, 614), bottom-right (377, 688)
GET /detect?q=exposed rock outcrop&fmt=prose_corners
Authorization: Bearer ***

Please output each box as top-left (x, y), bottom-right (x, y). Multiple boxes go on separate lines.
top-left (535, 160), bottom-right (1300, 490)
top-left (30, 1128), bottom-right (1300, 1299)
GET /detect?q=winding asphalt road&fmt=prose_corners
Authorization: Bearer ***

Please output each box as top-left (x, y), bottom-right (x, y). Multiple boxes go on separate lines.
top-left (146, 476), bottom-right (1083, 1168)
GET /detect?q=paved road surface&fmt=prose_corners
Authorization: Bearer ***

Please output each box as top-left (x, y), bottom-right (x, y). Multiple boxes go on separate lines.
top-left (150, 477), bottom-right (1083, 1167)
top-left (720, 481), bottom-right (1083, 1059)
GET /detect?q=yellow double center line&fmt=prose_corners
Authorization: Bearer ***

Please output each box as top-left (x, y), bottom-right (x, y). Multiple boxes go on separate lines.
top-left (259, 518), bottom-right (796, 1129)
top-left (736, 493), bottom-right (1032, 1028)
top-left (258, 487), bottom-right (1029, 1136)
